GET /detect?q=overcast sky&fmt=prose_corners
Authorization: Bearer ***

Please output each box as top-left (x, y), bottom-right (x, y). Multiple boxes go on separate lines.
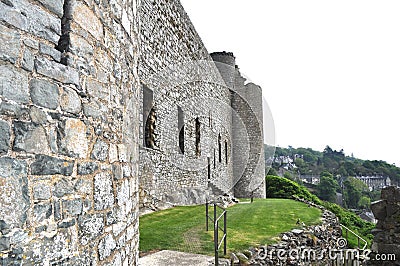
top-left (180, 0), bottom-right (400, 166)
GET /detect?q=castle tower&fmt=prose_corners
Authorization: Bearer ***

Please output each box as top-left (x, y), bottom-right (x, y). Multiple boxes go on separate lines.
top-left (211, 52), bottom-right (266, 198)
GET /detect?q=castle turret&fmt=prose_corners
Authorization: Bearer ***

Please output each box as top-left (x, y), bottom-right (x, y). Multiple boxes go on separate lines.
top-left (211, 52), bottom-right (266, 199)
top-left (210, 52), bottom-right (236, 89)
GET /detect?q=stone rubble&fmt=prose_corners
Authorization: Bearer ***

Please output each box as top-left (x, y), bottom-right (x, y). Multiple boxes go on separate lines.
top-left (233, 198), bottom-right (343, 265)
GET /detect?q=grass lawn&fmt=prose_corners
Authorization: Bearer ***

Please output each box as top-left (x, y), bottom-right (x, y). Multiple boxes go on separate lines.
top-left (139, 198), bottom-right (322, 255)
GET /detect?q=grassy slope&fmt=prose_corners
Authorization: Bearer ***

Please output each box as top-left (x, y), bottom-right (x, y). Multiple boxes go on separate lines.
top-left (139, 198), bottom-right (322, 255)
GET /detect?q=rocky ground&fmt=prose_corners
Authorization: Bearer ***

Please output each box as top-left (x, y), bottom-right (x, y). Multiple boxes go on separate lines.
top-left (231, 198), bottom-right (345, 265)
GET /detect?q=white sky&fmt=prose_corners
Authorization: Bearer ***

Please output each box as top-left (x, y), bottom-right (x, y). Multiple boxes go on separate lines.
top-left (180, 0), bottom-right (400, 166)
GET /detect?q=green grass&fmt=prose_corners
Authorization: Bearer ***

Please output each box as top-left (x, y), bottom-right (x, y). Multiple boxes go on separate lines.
top-left (139, 198), bottom-right (322, 255)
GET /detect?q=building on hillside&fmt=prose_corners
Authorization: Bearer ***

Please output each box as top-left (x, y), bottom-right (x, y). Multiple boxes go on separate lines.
top-left (356, 176), bottom-right (391, 191)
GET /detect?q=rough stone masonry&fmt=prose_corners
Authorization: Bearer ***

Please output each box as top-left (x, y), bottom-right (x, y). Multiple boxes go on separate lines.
top-left (0, 0), bottom-right (266, 264)
top-left (0, 0), bottom-right (140, 264)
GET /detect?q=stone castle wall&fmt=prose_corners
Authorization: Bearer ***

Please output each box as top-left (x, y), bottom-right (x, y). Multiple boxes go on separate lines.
top-left (138, 0), bottom-right (235, 206)
top-left (0, 0), bottom-right (267, 264)
top-left (0, 0), bottom-right (140, 264)
top-left (211, 52), bottom-right (266, 199)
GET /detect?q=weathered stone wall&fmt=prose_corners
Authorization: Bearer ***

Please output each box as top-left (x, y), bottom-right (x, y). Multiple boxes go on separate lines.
top-left (0, 0), bottom-right (140, 264)
top-left (138, 0), bottom-right (234, 206)
top-left (211, 52), bottom-right (266, 199)
top-left (370, 186), bottom-right (400, 265)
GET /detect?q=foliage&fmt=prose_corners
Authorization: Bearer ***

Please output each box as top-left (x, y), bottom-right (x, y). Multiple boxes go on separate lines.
top-left (139, 199), bottom-right (322, 254)
top-left (267, 144), bottom-right (400, 185)
top-left (343, 176), bottom-right (370, 209)
top-left (316, 172), bottom-right (339, 202)
top-left (266, 175), bottom-right (321, 204)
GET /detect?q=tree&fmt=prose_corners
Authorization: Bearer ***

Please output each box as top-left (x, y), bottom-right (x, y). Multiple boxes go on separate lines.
top-left (358, 196), bottom-right (371, 209)
top-left (267, 167), bottom-right (277, 176)
top-left (343, 177), bottom-right (369, 209)
top-left (317, 172), bottom-right (339, 202)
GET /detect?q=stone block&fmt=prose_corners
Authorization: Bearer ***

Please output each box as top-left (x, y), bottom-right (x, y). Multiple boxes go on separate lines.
top-left (33, 184), bottom-right (51, 200)
top-left (0, 24), bottom-right (21, 64)
top-left (23, 39), bottom-right (39, 50)
top-left (98, 234), bottom-right (116, 261)
top-left (0, 64), bottom-right (29, 104)
top-left (54, 201), bottom-right (61, 221)
top-left (72, 1), bottom-right (103, 40)
top-left (371, 200), bottom-right (387, 220)
top-left (39, 43), bottom-right (62, 62)
top-left (35, 57), bottom-right (79, 86)
top-left (78, 162), bottom-right (99, 175)
top-left (29, 106), bottom-right (48, 124)
top-left (53, 178), bottom-right (75, 197)
top-left (58, 219), bottom-right (76, 229)
top-left (91, 140), bottom-right (109, 161)
top-left (70, 33), bottom-right (94, 57)
top-left (83, 100), bottom-right (108, 120)
top-left (31, 155), bottom-right (74, 176)
top-left (61, 87), bottom-right (82, 114)
top-left (75, 179), bottom-right (93, 195)
top-left (109, 144), bottom-right (118, 163)
top-left (86, 78), bottom-right (110, 102)
top-left (0, 102), bottom-right (29, 120)
top-left (381, 186), bottom-right (400, 203)
top-left (94, 172), bottom-right (114, 210)
top-left (13, 122), bottom-right (50, 154)
top-left (37, 0), bottom-right (64, 18)
top-left (0, 2), bottom-right (28, 32)
top-left (12, 0), bottom-right (61, 44)
top-left (32, 203), bottom-right (52, 222)
top-left (0, 236), bottom-right (10, 252)
top-left (21, 48), bottom-right (35, 72)
top-left (78, 213), bottom-right (104, 245)
top-left (58, 118), bottom-right (88, 158)
top-left (30, 79), bottom-right (60, 109)
top-left (62, 199), bottom-right (83, 216)
top-left (0, 120), bottom-right (10, 154)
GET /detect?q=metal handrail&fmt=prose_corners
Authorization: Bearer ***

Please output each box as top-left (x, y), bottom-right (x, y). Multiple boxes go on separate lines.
top-left (206, 201), bottom-right (227, 266)
top-left (340, 224), bottom-right (368, 250)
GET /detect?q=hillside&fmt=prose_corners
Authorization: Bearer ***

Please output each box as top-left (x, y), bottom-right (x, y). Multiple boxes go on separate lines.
top-left (266, 145), bottom-right (400, 186)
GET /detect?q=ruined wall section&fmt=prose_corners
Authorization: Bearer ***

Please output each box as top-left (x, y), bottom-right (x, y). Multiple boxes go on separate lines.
top-left (138, 0), bottom-right (233, 206)
top-left (370, 186), bottom-right (400, 265)
top-left (0, 0), bottom-right (140, 265)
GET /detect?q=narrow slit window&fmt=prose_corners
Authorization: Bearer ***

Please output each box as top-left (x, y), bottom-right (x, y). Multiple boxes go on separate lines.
top-left (178, 106), bottom-right (184, 154)
top-left (225, 140), bottom-right (228, 164)
top-left (143, 84), bottom-right (155, 149)
top-left (195, 118), bottom-right (200, 156)
top-left (207, 157), bottom-right (211, 180)
top-left (213, 149), bottom-right (216, 169)
top-left (218, 134), bottom-right (221, 163)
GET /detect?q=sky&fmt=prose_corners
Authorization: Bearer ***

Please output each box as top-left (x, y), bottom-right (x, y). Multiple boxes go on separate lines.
top-left (180, 0), bottom-right (400, 166)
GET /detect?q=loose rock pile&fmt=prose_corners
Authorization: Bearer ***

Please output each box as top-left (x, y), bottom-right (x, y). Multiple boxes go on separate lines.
top-left (232, 198), bottom-right (343, 265)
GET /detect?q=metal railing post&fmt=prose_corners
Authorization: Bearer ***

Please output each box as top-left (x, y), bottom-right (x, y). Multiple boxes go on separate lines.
top-left (223, 211), bottom-right (227, 255)
top-left (206, 202), bottom-right (209, 231)
top-left (215, 220), bottom-right (219, 266)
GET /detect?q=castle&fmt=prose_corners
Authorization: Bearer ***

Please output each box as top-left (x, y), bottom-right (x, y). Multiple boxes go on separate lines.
top-left (0, 0), bottom-right (265, 264)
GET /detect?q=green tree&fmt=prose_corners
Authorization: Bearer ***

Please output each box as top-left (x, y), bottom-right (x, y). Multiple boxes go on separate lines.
top-left (343, 176), bottom-right (369, 209)
top-left (317, 172), bottom-right (339, 202)
top-left (358, 196), bottom-right (371, 209)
